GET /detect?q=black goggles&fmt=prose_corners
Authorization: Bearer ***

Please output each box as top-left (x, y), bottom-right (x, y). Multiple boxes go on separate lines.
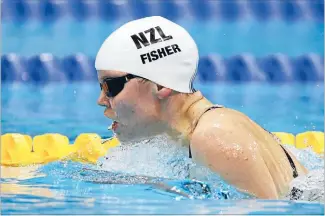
top-left (100, 74), bottom-right (139, 97)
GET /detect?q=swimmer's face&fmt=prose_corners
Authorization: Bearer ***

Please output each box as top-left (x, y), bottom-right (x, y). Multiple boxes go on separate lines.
top-left (97, 70), bottom-right (164, 142)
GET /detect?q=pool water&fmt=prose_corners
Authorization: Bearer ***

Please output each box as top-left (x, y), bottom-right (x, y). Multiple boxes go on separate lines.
top-left (2, 20), bottom-right (324, 57)
top-left (1, 82), bottom-right (324, 214)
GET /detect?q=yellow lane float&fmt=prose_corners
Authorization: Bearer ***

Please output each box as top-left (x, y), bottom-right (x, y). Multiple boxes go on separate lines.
top-left (1, 131), bottom-right (323, 167)
top-left (272, 132), bottom-right (295, 146)
top-left (295, 131), bottom-right (324, 154)
top-left (1, 133), bottom-right (119, 167)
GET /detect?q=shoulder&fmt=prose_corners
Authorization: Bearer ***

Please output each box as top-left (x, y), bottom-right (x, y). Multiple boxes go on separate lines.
top-left (193, 107), bottom-right (250, 137)
top-left (190, 107), bottom-right (257, 157)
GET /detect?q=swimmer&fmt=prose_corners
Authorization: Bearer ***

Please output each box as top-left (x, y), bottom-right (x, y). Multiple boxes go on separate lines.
top-left (95, 16), bottom-right (308, 199)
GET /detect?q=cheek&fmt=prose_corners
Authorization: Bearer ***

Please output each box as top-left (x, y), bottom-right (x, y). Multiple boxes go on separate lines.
top-left (110, 86), bottom-right (138, 110)
top-left (113, 100), bottom-right (136, 121)
top-left (111, 83), bottom-right (157, 122)
top-left (114, 100), bottom-right (156, 126)
top-left (112, 98), bottom-right (141, 125)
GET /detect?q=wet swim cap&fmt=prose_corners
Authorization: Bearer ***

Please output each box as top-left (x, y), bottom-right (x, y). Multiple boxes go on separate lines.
top-left (95, 16), bottom-right (199, 93)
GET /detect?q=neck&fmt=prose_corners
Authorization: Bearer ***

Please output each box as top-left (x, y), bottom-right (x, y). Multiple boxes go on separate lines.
top-left (161, 91), bottom-right (213, 145)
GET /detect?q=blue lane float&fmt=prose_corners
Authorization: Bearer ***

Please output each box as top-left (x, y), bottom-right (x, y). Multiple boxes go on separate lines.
top-left (218, 0), bottom-right (242, 21)
top-left (26, 54), bottom-right (67, 84)
top-left (312, 0), bottom-right (324, 21)
top-left (248, 0), bottom-right (273, 21)
top-left (258, 54), bottom-right (294, 82)
top-left (1, 54), bottom-right (26, 82)
top-left (197, 55), bottom-right (226, 82)
top-left (293, 54), bottom-right (324, 82)
top-left (61, 54), bottom-right (97, 81)
top-left (1, 0), bottom-right (323, 22)
top-left (278, 0), bottom-right (305, 22)
top-left (225, 55), bottom-right (266, 82)
top-left (97, 0), bottom-right (123, 21)
top-left (1, 53), bottom-right (324, 83)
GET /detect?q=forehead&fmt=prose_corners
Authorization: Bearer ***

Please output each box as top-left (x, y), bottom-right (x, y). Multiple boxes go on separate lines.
top-left (97, 70), bottom-right (127, 80)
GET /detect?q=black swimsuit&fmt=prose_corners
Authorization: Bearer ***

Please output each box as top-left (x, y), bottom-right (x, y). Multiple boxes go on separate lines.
top-left (188, 105), bottom-right (299, 179)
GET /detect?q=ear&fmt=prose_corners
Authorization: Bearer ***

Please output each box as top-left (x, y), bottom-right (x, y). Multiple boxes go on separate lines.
top-left (156, 86), bottom-right (173, 100)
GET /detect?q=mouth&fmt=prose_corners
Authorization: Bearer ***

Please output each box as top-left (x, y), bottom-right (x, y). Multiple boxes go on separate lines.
top-left (108, 121), bottom-right (119, 131)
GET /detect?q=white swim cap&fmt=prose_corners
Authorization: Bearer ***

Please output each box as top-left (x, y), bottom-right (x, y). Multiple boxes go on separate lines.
top-left (95, 16), bottom-right (199, 93)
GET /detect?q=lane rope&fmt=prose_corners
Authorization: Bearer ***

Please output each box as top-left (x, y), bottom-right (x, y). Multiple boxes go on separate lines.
top-left (1, 131), bottom-right (323, 167)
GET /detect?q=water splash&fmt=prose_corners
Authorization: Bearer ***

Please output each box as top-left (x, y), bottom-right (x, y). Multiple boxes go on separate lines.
top-left (96, 134), bottom-right (252, 199)
top-left (282, 145), bottom-right (324, 202)
top-left (99, 134), bottom-right (192, 180)
top-left (283, 144), bottom-right (324, 170)
top-left (34, 140), bottom-right (324, 201)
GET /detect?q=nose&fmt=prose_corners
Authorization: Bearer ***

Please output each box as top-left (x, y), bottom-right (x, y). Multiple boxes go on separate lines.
top-left (97, 91), bottom-right (111, 108)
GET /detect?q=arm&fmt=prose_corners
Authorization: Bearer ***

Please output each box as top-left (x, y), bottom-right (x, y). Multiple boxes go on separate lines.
top-left (190, 121), bottom-right (279, 199)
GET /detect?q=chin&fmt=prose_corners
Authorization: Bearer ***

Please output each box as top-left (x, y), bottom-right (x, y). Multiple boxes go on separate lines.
top-left (114, 126), bottom-right (156, 143)
top-left (114, 121), bottom-right (163, 143)
top-left (115, 133), bottom-right (150, 144)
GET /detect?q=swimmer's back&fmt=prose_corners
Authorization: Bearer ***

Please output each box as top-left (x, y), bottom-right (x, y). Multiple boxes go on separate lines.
top-left (191, 106), bottom-right (308, 198)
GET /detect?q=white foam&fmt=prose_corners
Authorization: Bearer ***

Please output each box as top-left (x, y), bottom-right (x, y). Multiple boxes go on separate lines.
top-left (283, 144), bottom-right (324, 170)
top-left (285, 169), bottom-right (324, 202)
top-left (100, 134), bottom-right (193, 179)
top-left (283, 144), bottom-right (324, 202)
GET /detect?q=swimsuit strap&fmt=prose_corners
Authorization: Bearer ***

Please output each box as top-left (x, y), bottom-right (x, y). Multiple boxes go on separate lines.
top-left (279, 145), bottom-right (299, 178)
top-left (263, 129), bottom-right (299, 178)
top-left (189, 104), bottom-right (224, 159)
top-left (203, 104), bottom-right (224, 113)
